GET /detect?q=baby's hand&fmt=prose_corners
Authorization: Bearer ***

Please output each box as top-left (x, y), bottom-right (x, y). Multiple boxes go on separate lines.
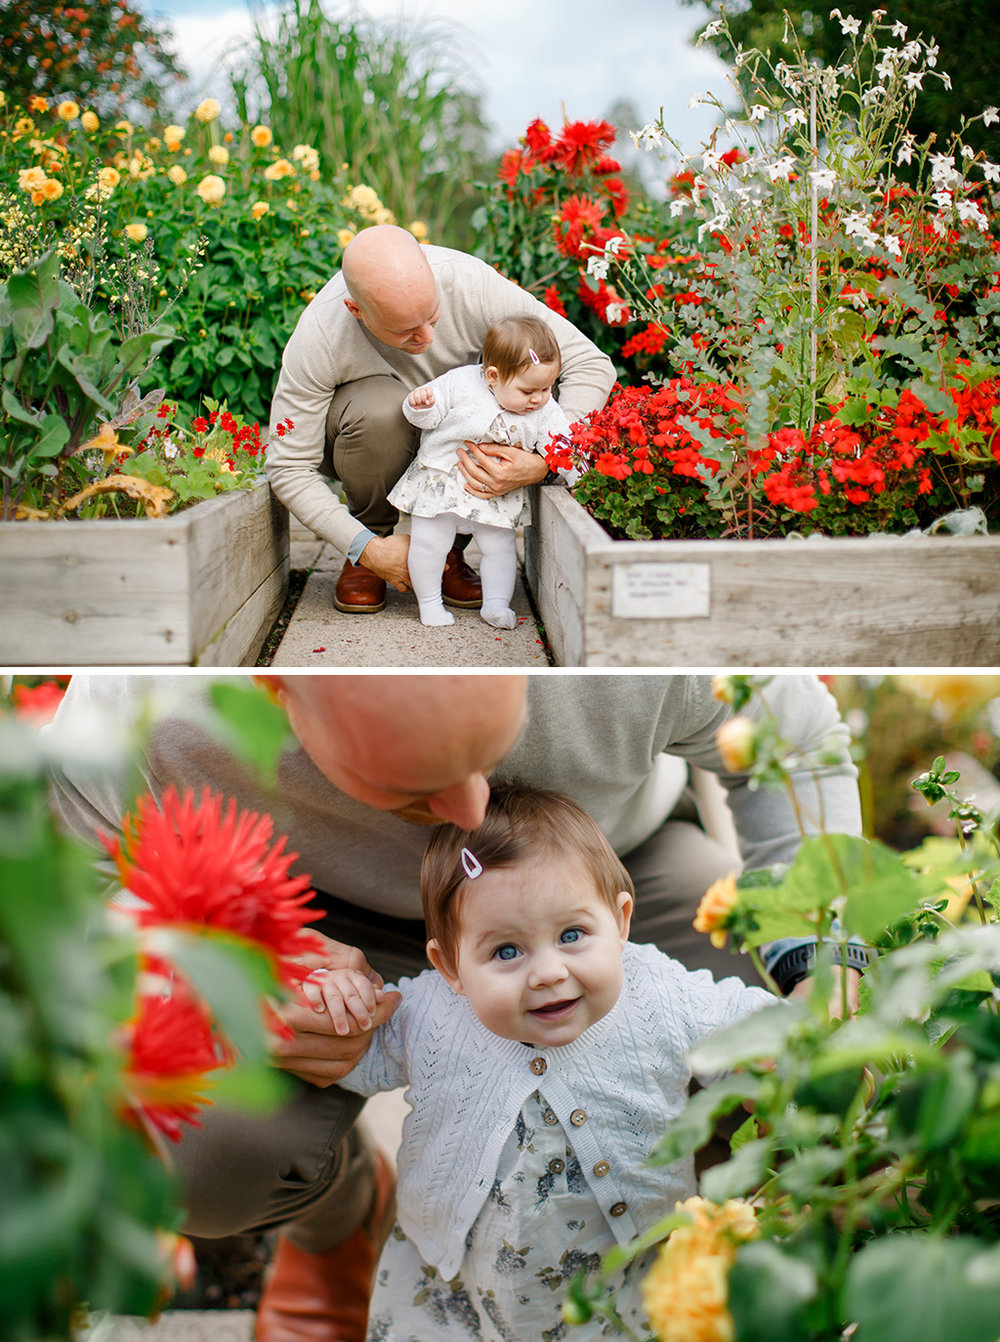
top-left (408, 385), bottom-right (435, 408)
top-left (300, 966), bottom-right (385, 1036)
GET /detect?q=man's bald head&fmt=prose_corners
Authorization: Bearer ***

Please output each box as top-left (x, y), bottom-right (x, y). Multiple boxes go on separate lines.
top-left (264, 674), bottom-right (528, 830)
top-left (342, 225), bottom-right (440, 354)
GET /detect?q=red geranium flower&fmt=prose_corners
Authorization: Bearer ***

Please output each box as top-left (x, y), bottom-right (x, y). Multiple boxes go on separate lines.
top-left (11, 679), bottom-right (68, 724)
top-left (103, 786), bottom-right (326, 986)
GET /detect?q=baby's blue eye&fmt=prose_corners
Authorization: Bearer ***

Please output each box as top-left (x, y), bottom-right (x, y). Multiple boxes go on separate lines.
top-left (494, 943), bottom-right (520, 961)
top-left (560, 927), bottom-right (583, 945)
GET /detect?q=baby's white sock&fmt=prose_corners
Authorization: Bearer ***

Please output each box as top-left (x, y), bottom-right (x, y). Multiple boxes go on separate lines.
top-left (481, 602), bottom-right (517, 630)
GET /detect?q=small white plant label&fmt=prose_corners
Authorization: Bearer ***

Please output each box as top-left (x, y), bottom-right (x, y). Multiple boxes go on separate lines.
top-left (612, 563), bottom-right (711, 619)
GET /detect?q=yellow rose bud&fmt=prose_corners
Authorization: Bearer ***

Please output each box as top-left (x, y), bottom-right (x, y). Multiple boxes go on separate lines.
top-left (715, 716), bottom-right (757, 772)
top-left (164, 124), bottom-right (186, 143)
top-left (114, 119), bottom-right (134, 136)
top-left (167, 165), bottom-right (188, 186)
top-left (124, 222), bottom-right (148, 242)
top-left (194, 98), bottom-right (221, 124)
top-left (81, 110), bottom-right (99, 132)
top-left (208, 144), bottom-right (229, 166)
top-left (250, 200), bottom-right (269, 220)
top-left (195, 173), bottom-right (226, 204)
top-left (251, 125), bottom-right (273, 148)
top-left (57, 100), bottom-right (80, 121)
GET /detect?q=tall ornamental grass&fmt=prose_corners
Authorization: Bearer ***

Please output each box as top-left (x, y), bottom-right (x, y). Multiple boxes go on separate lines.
top-left (231, 0), bottom-right (491, 246)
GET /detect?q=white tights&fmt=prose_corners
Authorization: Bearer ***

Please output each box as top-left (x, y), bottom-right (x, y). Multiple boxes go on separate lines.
top-left (408, 512), bottom-right (518, 629)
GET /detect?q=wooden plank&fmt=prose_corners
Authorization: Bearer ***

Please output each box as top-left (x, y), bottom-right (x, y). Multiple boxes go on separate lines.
top-left (0, 485), bottom-right (288, 667)
top-left (529, 487), bottom-right (1000, 668)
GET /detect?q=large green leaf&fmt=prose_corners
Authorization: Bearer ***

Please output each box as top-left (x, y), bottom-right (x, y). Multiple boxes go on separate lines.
top-left (844, 1236), bottom-right (1000, 1342)
top-left (207, 680), bottom-right (295, 787)
top-left (5, 251), bottom-right (61, 351)
top-left (729, 1240), bottom-right (818, 1342)
top-left (649, 1073), bottom-right (761, 1165)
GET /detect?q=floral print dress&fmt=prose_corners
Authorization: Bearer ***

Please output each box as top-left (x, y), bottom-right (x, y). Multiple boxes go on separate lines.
top-left (366, 1090), bottom-right (653, 1342)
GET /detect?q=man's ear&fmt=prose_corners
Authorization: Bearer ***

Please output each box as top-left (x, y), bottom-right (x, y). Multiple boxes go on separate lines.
top-left (343, 296), bottom-right (361, 320)
top-left (427, 939), bottom-right (464, 995)
top-left (616, 891), bottom-right (634, 947)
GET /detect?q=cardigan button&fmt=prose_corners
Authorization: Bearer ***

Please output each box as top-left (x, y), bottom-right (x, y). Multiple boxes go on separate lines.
top-left (610, 1202), bottom-right (628, 1217)
top-left (548, 1158), bottom-right (565, 1174)
top-left (570, 1108), bottom-right (587, 1126)
top-left (530, 1057), bottom-right (547, 1075)
top-left (593, 1160), bottom-right (610, 1177)
top-left (543, 1108), bottom-right (559, 1125)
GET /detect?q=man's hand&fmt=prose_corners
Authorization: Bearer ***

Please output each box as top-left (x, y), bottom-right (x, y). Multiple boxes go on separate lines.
top-left (268, 933), bottom-right (402, 1087)
top-left (459, 439), bottom-right (549, 499)
top-left (358, 533), bottom-right (411, 591)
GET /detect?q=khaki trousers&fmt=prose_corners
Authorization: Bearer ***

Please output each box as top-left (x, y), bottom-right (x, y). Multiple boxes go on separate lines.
top-left (324, 375), bottom-right (418, 537)
top-left (173, 809), bottom-right (746, 1251)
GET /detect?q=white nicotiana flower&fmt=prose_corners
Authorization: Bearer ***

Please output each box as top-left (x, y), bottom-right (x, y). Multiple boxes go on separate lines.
top-left (775, 61), bottom-right (803, 94)
top-left (883, 234), bottom-right (902, 257)
top-left (904, 70), bottom-right (924, 90)
top-left (982, 161), bottom-right (1000, 183)
top-left (670, 198), bottom-right (690, 217)
top-left (932, 189), bottom-right (954, 212)
top-left (961, 143), bottom-right (976, 159)
top-left (838, 13), bottom-right (862, 35)
top-left (957, 198), bottom-right (989, 231)
top-left (891, 20), bottom-right (907, 37)
top-left (749, 103), bottom-right (769, 123)
top-left (702, 148), bottom-right (725, 173)
top-left (984, 106), bottom-right (999, 127)
top-left (630, 123), bottom-right (663, 151)
top-left (875, 51), bottom-right (898, 80)
top-left (605, 235), bottom-right (625, 256)
top-left (784, 107), bottom-right (808, 126)
top-left (925, 40), bottom-right (939, 67)
top-left (930, 153), bottom-right (961, 187)
top-left (702, 18), bottom-right (724, 38)
top-left (941, 72), bottom-right (952, 90)
top-left (605, 302), bottom-right (627, 323)
top-left (765, 155), bottom-right (797, 182)
top-left (901, 40), bottom-right (921, 63)
top-left (896, 134), bottom-right (916, 165)
top-left (809, 167), bottom-right (838, 192)
top-left (689, 95), bottom-right (706, 109)
top-left (843, 211), bottom-right (878, 247)
top-left (586, 254), bottom-right (610, 280)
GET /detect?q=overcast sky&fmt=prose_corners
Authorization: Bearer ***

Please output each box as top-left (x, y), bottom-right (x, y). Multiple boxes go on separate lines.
top-left (137, 0), bottom-right (729, 166)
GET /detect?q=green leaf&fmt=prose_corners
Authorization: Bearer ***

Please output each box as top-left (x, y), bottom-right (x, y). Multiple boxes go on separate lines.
top-left (699, 1135), bottom-right (770, 1200)
top-left (207, 680), bottom-right (294, 787)
top-left (649, 1073), bottom-right (761, 1165)
top-left (5, 251), bottom-right (61, 350)
top-left (729, 1240), bottom-right (818, 1342)
top-left (689, 1002), bottom-right (805, 1074)
top-left (844, 1236), bottom-right (1000, 1342)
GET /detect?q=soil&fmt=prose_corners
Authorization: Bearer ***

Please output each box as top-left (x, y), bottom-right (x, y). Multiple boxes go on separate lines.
top-left (172, 1231), bottom-right (274, 1311)
top-left (255, 568), bottom-right (309, 667)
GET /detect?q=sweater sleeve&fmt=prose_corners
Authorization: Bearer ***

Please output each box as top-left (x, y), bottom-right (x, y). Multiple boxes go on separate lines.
top-left (335, 983), bottom-right (412, 1096)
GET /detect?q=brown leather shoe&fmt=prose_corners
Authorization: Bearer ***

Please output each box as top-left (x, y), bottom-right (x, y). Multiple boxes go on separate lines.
top-left (441, 546), bottom-right (483, 609)
top-left (255, 1150), bottom-right (396, 1342)
top-left (333, 559), bottom-right (386, 614)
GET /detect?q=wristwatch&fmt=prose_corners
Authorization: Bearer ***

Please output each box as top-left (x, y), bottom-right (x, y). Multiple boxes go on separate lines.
top-left (770, 942), bottom-right (874, 995)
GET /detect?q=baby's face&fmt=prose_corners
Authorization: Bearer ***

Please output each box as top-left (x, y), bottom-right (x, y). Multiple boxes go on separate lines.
top-left (434, 854), bottom-right (632, 1047)
top-left (486, 360), bottom-right (559, 415)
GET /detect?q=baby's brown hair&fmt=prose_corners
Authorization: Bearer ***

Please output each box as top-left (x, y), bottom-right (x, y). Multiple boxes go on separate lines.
top-left (481, 316), bottom-right (561, 382)
top-left (421, 779), bottom-right (633, 973)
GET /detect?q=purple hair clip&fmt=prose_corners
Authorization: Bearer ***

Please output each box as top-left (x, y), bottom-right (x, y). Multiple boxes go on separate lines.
top-left (528, 347), bottom-right (540, 365)
top-left (461, 847), bottom-right (483, 879)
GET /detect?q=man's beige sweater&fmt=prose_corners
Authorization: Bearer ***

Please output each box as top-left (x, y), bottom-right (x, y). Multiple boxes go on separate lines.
top-left (265, 245), bottom-right (617, 555)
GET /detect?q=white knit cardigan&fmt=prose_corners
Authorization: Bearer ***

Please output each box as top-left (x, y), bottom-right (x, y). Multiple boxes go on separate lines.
top-left (338, 942), bottom-right (773, 1279)
top-left (401, 362), bottom-right (573, 473)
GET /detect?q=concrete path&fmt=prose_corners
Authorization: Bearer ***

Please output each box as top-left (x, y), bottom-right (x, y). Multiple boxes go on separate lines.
top-left (269, 523), bottom-right (551, 667)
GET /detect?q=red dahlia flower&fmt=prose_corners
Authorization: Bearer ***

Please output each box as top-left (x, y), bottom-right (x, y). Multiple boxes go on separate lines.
top-left (104, 786), bottom-right (325, 985)
top-left (119, 987), bottom-right (225, 1142)
top-left (552, 119), bottom-right (616, 174)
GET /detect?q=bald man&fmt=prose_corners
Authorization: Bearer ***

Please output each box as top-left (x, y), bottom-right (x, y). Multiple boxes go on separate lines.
top-left (49, 673), bottom-right (862, 1342)
top-left (265, 225), bottom-right (616, 614)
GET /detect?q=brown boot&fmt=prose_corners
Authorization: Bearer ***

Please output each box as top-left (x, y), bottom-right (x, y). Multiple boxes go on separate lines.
top-left (255, 1150), bottom-right (396, 1342)
top-left (333, 559), bottom-right (386, 614)
top-left (441, 546), bottom-right (482, 609)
